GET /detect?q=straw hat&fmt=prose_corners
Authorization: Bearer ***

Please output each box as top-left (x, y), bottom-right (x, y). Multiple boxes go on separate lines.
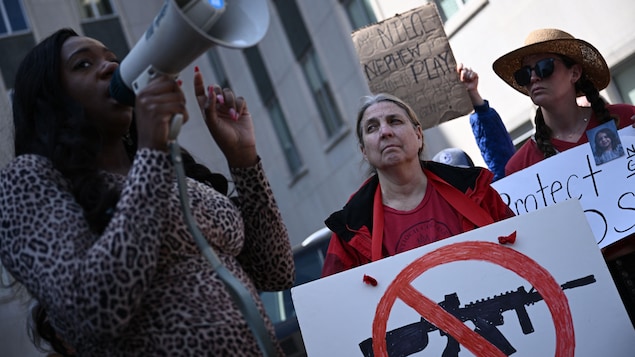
top-left (492, 28), bottom-right (610, 96)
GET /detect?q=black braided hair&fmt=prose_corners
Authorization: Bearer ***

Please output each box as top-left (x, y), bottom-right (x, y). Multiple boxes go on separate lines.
top-left (577, 74), bottom-right (618, 125)
top-left (533, 108), bottom-right (557, 158)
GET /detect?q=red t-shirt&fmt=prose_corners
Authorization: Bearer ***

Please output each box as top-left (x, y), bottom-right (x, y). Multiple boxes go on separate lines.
top-left (505, 104), bottom-right (635, 176)
top-left (383, 182), bottom-right (462, 256)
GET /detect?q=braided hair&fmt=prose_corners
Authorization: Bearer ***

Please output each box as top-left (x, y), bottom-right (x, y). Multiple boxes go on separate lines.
top-left (533, 55), bottom-right (617, 158)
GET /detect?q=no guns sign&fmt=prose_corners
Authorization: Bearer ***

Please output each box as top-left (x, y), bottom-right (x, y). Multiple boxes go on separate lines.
top-left (291, 200), bottom-right (635, 356)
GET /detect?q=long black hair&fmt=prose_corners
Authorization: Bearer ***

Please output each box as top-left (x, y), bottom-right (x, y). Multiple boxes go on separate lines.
top-left (13, 28), bottom-right (119, 233)
top-left (14, 27), bottom-right (229, 355)
top-left (29, 301), bottom-right (75, 357)
top-left (12, 28), bottom-right (228, 234)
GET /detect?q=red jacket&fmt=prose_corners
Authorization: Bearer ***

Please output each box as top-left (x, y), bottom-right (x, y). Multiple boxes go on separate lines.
top-left (321, 161), bottom-right (514, 277)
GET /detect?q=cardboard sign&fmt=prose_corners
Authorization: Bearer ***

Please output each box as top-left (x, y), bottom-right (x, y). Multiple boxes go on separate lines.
top-left (292, 200), bottom-right (635, 356)
top-left (492, 127), bottom-right (635, 249)
top-left (351, 3), bottom-right (473, 129)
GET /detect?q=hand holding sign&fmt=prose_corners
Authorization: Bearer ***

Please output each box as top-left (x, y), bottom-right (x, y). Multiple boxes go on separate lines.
top-left (351, 3), bottom-right (472, 129)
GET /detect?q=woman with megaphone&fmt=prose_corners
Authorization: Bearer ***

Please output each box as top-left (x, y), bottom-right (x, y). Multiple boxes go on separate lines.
top-left (0, 28), bottom-right (294, 357)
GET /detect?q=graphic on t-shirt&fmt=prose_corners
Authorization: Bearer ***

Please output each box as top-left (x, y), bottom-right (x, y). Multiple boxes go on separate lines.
top-left (396, 220), bottom-right (454, 252)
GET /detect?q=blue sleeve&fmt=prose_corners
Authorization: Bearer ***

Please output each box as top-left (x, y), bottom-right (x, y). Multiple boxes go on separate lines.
top-left (469, 100), bottom-right (515, 182)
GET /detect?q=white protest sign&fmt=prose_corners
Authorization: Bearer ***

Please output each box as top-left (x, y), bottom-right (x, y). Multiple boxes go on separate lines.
top-left (292, 200), bottom-right (634, 356)
top-left (492, 127), bottom-right (635, 249)
top-left (351, 3), bottom-right (472, 129)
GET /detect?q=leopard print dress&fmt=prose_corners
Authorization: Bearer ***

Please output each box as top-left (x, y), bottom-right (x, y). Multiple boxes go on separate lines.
top-left (0, 149), bottom-right (295, 356)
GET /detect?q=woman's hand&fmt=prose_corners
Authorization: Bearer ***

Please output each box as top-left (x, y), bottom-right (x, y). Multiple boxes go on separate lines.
top-left (194, 69), bottom-right (258, 168)
top-left (134, 74), bottom-right (188, 151)
top-left (457, 63), bottom-right (485, 107)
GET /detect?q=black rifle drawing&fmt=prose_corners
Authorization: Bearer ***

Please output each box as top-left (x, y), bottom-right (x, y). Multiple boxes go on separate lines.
top-left (359, 274), bottom-right (596, 357)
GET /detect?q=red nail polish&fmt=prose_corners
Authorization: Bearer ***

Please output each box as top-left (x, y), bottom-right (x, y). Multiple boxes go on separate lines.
top-left (194, 66), bottom-right (200, 73)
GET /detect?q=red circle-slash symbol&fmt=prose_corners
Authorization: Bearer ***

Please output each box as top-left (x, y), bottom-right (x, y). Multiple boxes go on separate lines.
top-left (372, 241), bottom-right (575, 356)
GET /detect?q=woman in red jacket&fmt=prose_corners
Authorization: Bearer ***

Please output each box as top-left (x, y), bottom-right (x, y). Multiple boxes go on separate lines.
top-left (321, 93), bottom-right (514, 277)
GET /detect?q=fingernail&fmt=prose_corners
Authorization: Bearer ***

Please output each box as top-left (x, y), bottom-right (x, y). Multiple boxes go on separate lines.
top-left (216, 94), bottom-right (224, 105)
top-left (194, 66), bottom-right (200, 73)
top-left (229, 108), bottom-right (238, 120)
top-left (177, 79), bottom-right (182, 86)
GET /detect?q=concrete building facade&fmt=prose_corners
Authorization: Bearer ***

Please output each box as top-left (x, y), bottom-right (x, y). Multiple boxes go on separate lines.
top-left (1, 0), bottom-right (634, 355)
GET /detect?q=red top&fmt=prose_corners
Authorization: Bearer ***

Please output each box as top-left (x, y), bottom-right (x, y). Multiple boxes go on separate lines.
top-left (505, 104), bottom-right (635, 176)
top-left (383, 182), bottom-right (462, 256)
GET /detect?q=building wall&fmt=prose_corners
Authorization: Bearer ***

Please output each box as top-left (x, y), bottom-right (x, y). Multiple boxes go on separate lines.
top-left (1, 0), bottom-right (634, 355)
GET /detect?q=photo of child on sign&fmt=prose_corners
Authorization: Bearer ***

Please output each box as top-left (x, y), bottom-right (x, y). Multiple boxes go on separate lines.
top-left (351, 3), bottom-right (473, 129)
top-left (588, 120), bottom-right (625, 166)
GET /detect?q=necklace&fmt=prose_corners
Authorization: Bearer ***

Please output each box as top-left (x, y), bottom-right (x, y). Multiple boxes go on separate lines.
top-left (553, 116), bottom-right (589, 141)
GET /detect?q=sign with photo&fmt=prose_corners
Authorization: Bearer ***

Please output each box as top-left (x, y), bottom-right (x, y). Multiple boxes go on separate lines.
top-left (292, 200), bottom-right (634, 356)
top-left (350, 3), bottom-right (473, 129)
top-left (492, 127), bottom-right (635, 248)
top-left (587, 120), bottom-right (625, 166)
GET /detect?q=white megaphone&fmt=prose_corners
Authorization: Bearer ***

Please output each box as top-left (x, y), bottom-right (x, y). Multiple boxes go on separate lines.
top-left (109, 0), bottom-right (269, 137)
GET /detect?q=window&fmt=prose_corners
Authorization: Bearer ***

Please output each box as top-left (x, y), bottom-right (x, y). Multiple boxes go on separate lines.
top-left (268, 100), bottom-right (304, 175)
top-left (613, 58), bottom-right (635, 105)
top-left (0, 0), bottom-right (32, 89)
top-left (341, 0), bottom-right (376, 30)
top-left (0, 0), bottom-right (28, 35)
top-left (509, 120), bottom-right (534, 150)
top-left (274, 0), bottom-right (344, 138)
top-left (301, 49), bottom-right (342, 137)
top-left (77, 0), bottom-right (114, 19)
top-left (434, 0), bottom-right (487, 37)
top-left (273, 0), bottom-right (310, 60)
top-left (75, 0), bottom-right (127, 62)
top-left (434, 0), bottom-right (469, 23)
top-left (207, 49), bottom-right (230, 89)
top-left (244, 46), bottom-right (304, 176)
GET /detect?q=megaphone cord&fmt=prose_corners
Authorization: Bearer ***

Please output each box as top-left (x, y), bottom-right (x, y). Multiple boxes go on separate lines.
top-left (168, 140), bottom-right (279, 357)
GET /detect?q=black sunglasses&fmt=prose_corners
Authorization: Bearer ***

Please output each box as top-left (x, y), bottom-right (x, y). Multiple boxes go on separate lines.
top-left (513, 58), bottom-right (556, 87)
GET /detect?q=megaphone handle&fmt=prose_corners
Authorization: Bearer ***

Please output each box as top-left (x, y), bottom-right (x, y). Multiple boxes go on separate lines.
top-left (132, 66), bottom-right (183, 141)
top-left (169, 114), bottom-right (183, 141)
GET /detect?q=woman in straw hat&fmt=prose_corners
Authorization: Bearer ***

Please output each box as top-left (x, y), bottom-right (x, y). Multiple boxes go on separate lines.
top-left (492, 28), bottom-right (635, 175)
top-left (493, 28), bottom-right (635, 325)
